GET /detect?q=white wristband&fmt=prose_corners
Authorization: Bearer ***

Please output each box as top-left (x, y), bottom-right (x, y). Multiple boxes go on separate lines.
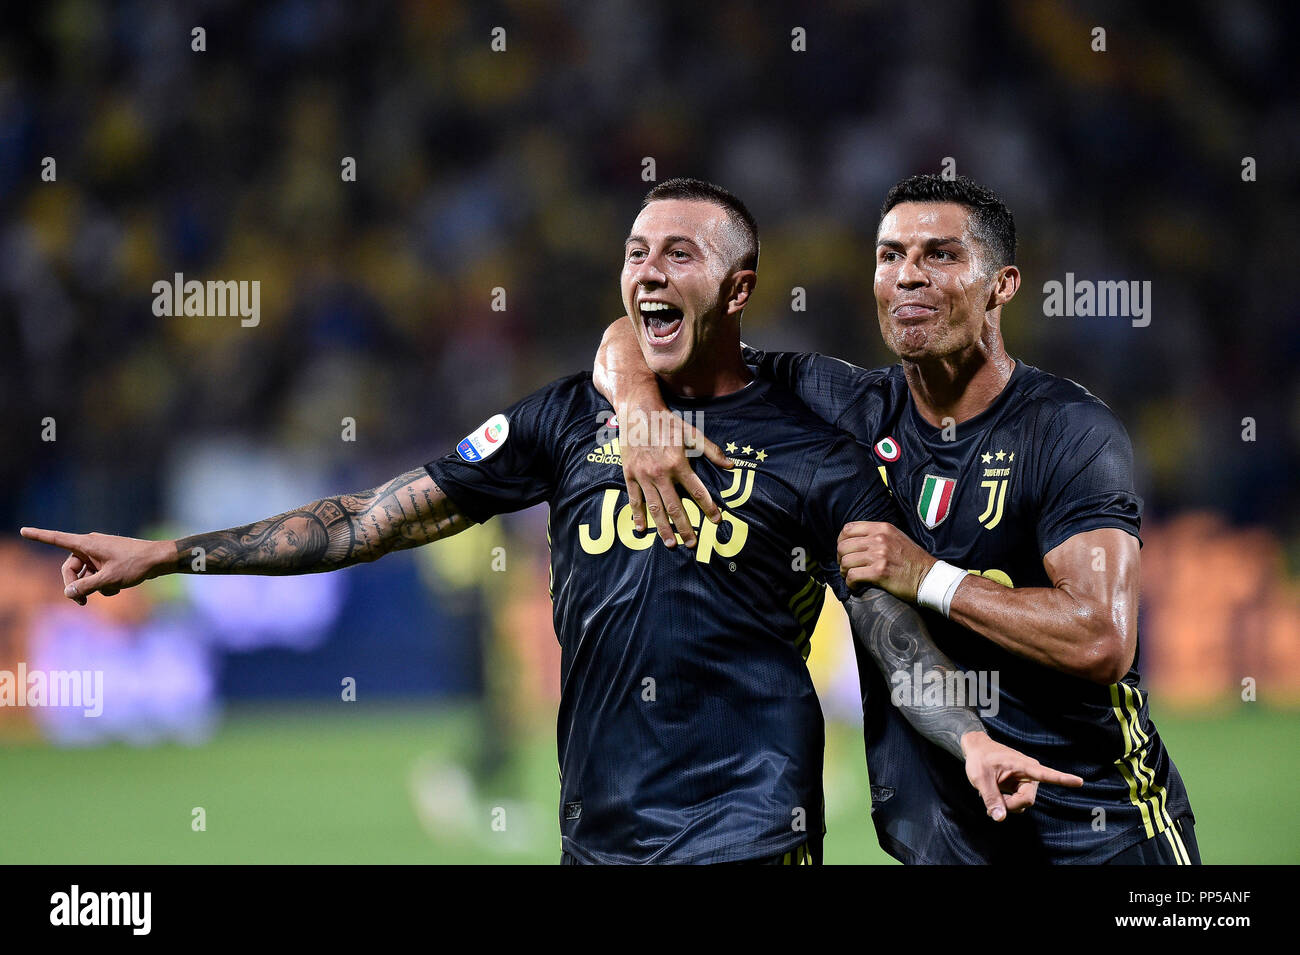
top-left (916, 560), bottom-right (968, 617)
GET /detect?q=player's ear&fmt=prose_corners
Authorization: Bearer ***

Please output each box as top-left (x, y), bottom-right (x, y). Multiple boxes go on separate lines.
top-left (726, 269), bottom-right (756, 317)
top-left (987, 264), bottom-right (1020, 310)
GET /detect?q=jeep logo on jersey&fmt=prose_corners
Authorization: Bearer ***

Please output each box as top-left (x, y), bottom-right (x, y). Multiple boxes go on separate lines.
top-left (917, 474), bottom-right (957, 529)
top-left (579, 468), bottom-right (755, 564)
top-left (457, 413), bottom-right (510, 462)
top-left (874, 436), bottom-right (901, 462)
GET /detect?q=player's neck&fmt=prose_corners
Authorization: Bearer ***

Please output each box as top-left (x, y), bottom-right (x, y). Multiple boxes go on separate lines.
top-left (657, 344), bottom-right (754, 400)
top-left (903, 337), bottom-right (1016, 427)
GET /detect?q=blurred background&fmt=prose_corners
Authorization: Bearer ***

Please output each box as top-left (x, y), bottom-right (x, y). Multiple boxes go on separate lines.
top-left (1, 0), bottom-right (1297, 863)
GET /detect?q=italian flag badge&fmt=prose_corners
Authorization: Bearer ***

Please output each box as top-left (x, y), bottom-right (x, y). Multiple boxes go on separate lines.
top-left (917, 474), bottom-right (956, 529)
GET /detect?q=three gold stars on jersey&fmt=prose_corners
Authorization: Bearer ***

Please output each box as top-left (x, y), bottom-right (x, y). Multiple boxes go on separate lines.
top-left (724, 442), bottom-right (767, 463)
top-left (881, 442), bottom-right (1017, 532)
top-left (977, 450), bottom-right (1015, 530)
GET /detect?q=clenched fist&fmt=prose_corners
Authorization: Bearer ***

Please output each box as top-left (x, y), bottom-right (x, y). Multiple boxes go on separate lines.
top-left (836, 521), bottom-right (937, 602)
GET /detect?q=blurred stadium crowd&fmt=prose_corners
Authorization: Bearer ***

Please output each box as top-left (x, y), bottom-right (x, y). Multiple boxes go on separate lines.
top-left (2, 1), bottom-right (1298, 745)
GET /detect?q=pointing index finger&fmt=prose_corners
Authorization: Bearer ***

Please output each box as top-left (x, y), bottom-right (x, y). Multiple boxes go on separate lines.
top-left (1023, 763), bottom-right (1085, 788)
top-left (20, 527), bottom-right (85, 551)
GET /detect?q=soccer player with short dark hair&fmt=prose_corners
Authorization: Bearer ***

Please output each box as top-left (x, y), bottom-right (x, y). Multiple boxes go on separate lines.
top-left (22, 177), bottom-right (1078, 864)
top-left (597, 174), bottom-right (1196, 865)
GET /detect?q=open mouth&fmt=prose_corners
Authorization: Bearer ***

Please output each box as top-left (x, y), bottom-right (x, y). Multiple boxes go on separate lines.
top-left (640, 302), bottom-right (684, 346)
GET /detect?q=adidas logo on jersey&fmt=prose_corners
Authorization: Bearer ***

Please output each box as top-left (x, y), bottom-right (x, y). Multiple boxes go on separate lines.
top-left (587, 438), bottom-right (623, 466)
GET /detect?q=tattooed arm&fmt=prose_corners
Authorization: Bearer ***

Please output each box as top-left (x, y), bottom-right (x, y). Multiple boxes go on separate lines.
top-left (844, 586), bottom-right (982, 760)
top-left (171, 468), bottom-right (467, 575)
top-left (20, 467), bottom-right (469, 601)
top-left (844, 586), bottom-right (1084, 820)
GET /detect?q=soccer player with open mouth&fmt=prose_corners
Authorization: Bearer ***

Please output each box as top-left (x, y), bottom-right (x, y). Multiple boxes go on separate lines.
top-left (20, 178), bottom-right (1079, 864)
top-left (596, 175), bottom-right (1196, 865)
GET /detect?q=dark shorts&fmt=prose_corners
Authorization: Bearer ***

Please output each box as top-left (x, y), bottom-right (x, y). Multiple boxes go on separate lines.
top-left (1104, 816), bottom-right (1200, 865)
top-left (561, 840), bottom-right (819, 865)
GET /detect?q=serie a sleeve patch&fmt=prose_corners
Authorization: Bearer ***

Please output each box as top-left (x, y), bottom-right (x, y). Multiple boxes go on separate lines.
top-left (456, 413), bottom-right (510, 462)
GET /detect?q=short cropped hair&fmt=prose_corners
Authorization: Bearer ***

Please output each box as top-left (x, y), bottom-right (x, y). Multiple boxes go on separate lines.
top-left (879, 174), bottom-right (1016, 271)
top-left (642, 177), bottom-right (759, 272)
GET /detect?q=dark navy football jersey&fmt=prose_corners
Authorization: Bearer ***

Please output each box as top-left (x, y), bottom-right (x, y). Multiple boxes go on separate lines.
top-left (748, 349), bottom-right (1194, 864)
top-left (425, 371), bottom-right (897, 864)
